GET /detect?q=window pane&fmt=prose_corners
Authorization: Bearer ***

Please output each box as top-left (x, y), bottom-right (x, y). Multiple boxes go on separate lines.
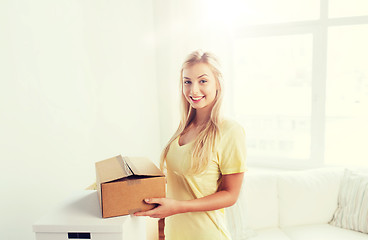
top-left (325, 25), bottom-right (368, 166)
top-left (236, 0), bottom-right (320, 25)
top-left (329, 0), bottom-right (368, 18)
top-left (233, 34), bottom-right (313, 161)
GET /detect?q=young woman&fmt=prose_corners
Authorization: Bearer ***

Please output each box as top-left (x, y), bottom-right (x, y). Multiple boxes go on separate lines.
top-left (135, 50), bottom-right (247, 240)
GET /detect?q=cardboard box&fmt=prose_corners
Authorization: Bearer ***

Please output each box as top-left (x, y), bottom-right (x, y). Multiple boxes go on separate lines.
top-left (95, 155), bottom-right (166, 218)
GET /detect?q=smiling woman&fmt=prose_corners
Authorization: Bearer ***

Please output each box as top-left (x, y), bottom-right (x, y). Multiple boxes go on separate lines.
top-left (134, 50), bottom-right (247, 240)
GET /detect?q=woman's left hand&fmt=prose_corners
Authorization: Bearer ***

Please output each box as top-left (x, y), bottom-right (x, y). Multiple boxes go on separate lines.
top-left (134, 198), bottom-right (183, 218)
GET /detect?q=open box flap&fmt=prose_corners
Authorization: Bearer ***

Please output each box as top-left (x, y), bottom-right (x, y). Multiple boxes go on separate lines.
top-left (124, 156), bottom-right (164, 177)
top-left (95, 155), bottom-right (164, 184)
top-left (95, 155), bottom-right (133, 184)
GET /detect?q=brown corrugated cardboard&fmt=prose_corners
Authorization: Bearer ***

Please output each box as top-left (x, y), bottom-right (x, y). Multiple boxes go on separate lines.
top-left (95, 155), bottom-right (166, 218)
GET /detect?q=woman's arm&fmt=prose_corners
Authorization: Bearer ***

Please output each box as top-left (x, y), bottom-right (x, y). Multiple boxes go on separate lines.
top-left (134, 172), bottom-right (244, 218)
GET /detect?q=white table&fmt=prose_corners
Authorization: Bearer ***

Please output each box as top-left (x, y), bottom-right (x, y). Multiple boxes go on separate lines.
top-left (33, 190), bottom-right (146, 240)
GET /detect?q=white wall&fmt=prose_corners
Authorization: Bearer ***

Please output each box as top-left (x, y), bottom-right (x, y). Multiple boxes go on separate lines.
top-left (0, 1), bottom-right (241, 238)
top-left (153, 0), bottom-right (236, 146)
top-left (0, 1), bottom-right (160, 239)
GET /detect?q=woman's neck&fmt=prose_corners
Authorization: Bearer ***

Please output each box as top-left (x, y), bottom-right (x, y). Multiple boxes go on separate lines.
top-left (192, 108), bottom-right (211, 127)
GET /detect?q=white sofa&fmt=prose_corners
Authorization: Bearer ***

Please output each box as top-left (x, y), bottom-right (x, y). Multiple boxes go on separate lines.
top-left (226, 167), bottom-right (368, 240)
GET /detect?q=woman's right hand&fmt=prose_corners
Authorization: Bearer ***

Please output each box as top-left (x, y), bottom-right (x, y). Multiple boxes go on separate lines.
top-left (134, 198), bottom-right (184, 218)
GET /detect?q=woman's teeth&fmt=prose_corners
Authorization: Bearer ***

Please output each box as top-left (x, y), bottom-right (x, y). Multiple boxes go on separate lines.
top-left (191, 96), bottom-right (203, 101)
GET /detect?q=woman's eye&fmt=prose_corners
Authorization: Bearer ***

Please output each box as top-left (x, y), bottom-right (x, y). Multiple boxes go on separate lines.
top-left (184, 81), bottom-right (191, 84)
top-left (200, 79), bottom-right (207, 83)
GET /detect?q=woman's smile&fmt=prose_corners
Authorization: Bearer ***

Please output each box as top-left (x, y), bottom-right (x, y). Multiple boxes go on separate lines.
top-left (190, 96), bottom-right (205, 103)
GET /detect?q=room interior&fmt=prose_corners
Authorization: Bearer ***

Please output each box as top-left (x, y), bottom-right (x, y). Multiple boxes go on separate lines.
top-left (1, 0), bottom-right (367, 239)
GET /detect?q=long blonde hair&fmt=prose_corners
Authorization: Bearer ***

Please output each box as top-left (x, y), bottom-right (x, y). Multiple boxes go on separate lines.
top-left (160, 50), bottom-right (224, 175)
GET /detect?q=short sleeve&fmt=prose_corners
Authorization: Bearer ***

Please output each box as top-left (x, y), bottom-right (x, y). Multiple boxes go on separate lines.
top-left (218, 122), bottom-right (247, 175)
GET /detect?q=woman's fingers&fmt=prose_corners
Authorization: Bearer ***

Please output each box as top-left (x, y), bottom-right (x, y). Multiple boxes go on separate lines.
top-left (134, 208), bottom-right (157, 217)
top-left (134, 198), bottom-right (163, 217)
top-left (145, 198), bottom-right (163, 204)
top-left (134, 198), bottom-right (178, 218)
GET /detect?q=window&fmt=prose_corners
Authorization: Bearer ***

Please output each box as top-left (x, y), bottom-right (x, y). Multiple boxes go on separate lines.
top-left (232, 0), bottom-right (368, 168)
top-left (236, 0), bottom-right (320, 25)
top-left (325, 25), bottom-right (368, 166)
top-left (329, 0), bottom-right (368, 18)
top-left (233, 34), bottom-right (312, 163)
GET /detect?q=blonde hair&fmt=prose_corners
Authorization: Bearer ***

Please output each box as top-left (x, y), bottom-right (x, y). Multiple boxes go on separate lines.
top-left (160, 50), bottom-right (224, 175)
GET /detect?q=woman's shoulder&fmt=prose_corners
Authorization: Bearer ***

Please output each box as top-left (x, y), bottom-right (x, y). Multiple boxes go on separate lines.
top-left (217, 118), bottom-right (246, 150)
top-left (219, 118), bottom-right (244, 133)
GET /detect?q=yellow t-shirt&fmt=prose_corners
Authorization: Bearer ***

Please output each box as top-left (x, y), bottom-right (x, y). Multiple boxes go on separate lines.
top-left (165, 119), bottom-right (247, 240)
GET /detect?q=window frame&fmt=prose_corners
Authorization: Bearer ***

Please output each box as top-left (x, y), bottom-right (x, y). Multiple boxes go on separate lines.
top-left (230, 0), bottom-right (368, 169)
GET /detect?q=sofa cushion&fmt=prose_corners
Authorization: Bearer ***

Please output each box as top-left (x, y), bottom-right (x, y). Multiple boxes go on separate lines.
top-left (278, 168), bottom-right (343, 227)
top-left (282, 224), bottom-right (368, 240)
top-left (249, 228), bottom-right (291, 240)
top-left (329, 169), bottom-right (368, 234)
top-left (240, 172), bottom-right (279, 230)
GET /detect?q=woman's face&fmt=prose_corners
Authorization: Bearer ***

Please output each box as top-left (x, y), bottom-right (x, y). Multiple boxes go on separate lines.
top-left (182, 63), bottom-right (218, 111)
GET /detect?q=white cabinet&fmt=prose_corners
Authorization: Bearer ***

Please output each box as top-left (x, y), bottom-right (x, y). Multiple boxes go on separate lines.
top-left (33, 190), bottom-right (146, 240)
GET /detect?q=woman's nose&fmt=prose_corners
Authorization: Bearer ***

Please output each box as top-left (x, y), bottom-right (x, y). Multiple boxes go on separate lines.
top-left (191, 83), bottom-right (199, 95)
